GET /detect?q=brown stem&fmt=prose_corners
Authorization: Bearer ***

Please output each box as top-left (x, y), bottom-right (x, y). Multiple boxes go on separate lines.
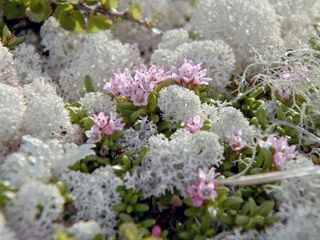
top-left (75, 3), bottom-right (162, 34)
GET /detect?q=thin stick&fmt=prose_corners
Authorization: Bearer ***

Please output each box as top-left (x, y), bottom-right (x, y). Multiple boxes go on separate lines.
top-left (217, 166), bottom-right (320, 186)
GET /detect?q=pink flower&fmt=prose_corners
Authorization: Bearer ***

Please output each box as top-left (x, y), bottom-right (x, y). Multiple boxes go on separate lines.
top-left (261, 136), bottom-right (296, 169)
top-left (228, 130), bottom-right (246, 151)
top-left (188, 167), bottom-right (219, 207)
top-left (85, 125), bottom-right (102, 143)
top-left (197, 181), bottom-right (217, 200)
top-left (105, 65), bottom-right (171, 106)
top-left (198, 167), bottom-right (219, 183)
top-left (151, 225), bottom-right (162, 238)
top-left (187, 185), bottom-right (204, 207)
top-left (92, 112), bottom-right (109, 129)
top-left (85, 112), bottom-right (124, 143)
top-left (186, 115), bottom-right (203, 133)
top-left (171, 60), bottom-right (212, 87)
top-left (277, 86), bottom-right (292, 100)
top-left (103, 112), bottom-right (125, 136)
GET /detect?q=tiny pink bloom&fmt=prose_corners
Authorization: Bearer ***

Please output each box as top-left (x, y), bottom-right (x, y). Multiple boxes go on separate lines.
top-left (188, 167), bottom-right (219, 207)
top-left (85, 125), bottom-right (102, 143)
top-left (151, 225), bottom-right (162, 238)
top-left (92, 112), bottom-right (109, 129)
top-left (171, 60), bottom-right (212, 87)
top-left (104, 112), bottom-right (125, 136)
top-left (228, 130), bottom-right (246, 151)
top-left (197, 181), bottom-right (217, 200)
top-left (273, 152), bottom-right (283, 169)
top-left (277, 86), bottom-right (292, 100)
top-left (86, 112), bottom-right (124, 143)
top-left (186, 115), bottom-right (203, 133)
top-left (187, 185), bottom-right (204, 207)
top-left (262, 136), bottom-right (296, 169)
top-left (198, 167), bottom-right (218, 183)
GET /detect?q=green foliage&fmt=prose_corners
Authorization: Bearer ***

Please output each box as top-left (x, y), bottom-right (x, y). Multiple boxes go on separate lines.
top-left (0, 181), bottom-right (15, 207)
top-left (0, 23), bottom-right (24, 49)
top-left (114, 187), bottom-right (157, 239)
top-left (87, 15), bottom-right (113, 33)
top-left (84, 75), bottom-right (95, 93)
top-left (0, 0), bottom-right (157, 33)
top-left (309, 23), bottom-right (320, 50)
top-left (54, 229), bottom-right (74, 240)
top-left (128, 2), bottom-right (142, 21)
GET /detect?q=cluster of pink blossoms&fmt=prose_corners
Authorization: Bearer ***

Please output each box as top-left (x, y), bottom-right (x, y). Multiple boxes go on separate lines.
top-left (260, 136), bottom-right (296, 169)
top-left (104, 65), bottom-right (171, 106)
top-left (104, 61), bottom-right (212, 106)
top-left (185, 115), bottom-right (203, 133)
top-left (171, 60), bottom-right (212, 87)
top-left (188, 167), bottom-right (219, 207)
top-left (85, 112), bottom-right (125, 143)
top-left (227, 130), bottom-right (246, 152)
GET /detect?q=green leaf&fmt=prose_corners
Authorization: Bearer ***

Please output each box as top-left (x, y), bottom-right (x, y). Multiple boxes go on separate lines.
top-left (257, 201), bottom-right (274, 217)
top-left (235, 215), bottom-right (250, 227)
top-left (83, 0), bottom-right (98, 5)
top-left (101, 0), bottom-right (119, 9)
top-left (222, 196), bottom-right (244, 210)
top-left (54, 229), bottom-right (75, 240)
top-left (184, 207), bottom-right (202, 217)
top-left (1, 0), bottom-right (27, 19)
top-left (92, 234), bottom-right (104, 240)
top-left (133, 203), bottom-right (149, 213)
top-left (140, 219), bottom-right (156, 228)
top-left (255, 147), bottom-right (272, 170)
top-left (84, 75), bottom-right (95, 93)
top-left (128, 3), bottom-right (142, 21)
top-left (57, 5), bottom-right (85, 32)
top-left (119, 213), bottom-right (133, 222)
top-left (26, 0), bottom-right (52, 22)
top-left (87, 15), bottom-right (113, 33)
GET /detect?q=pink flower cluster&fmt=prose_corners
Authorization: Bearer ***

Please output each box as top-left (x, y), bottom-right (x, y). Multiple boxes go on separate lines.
top-left (85, 112), bottom-right (125, 143)
top-left (104, 65), bottom-right (171, 106)
top-left (187, 167), bottom-right (219, 207)
top-left (172, 60), bottom-right (212, 87)
top-left (186, 115), bottom-right (203, 133)
top-left (260, 136), bottom-right (296, 169)
top-left (227, 130), bottom-right (246, 151)
top-left (104, 61), bottom-right (212, 106)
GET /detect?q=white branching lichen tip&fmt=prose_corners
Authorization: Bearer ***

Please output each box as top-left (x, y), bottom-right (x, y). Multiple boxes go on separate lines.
top-left (23, 81), bottom-right (80, 141)
top-left (0, 83), bottom-right (26, 153)
top-left (269, 0), bottom-right (319, 48)
top-left (0, 43), bottom-right (19, 86)
top-left (212, 106), bottom-right (255, 145)
top-left (190, 0), bottom-right (283, 70)
top-left (58, 30), bottom-right (141, 101)
top-left (157, 29), bottom-right (191, 50)
top-left (0, 212), bottom-right (18, 240)
top-left (60, 167), bottom-right (122, 237)
top-left (79, 92), bottom-right (116, 116)
top-left (119, 117), bottom-right (157, 162)
top-left (158, 85), bottom-right (202, 128)
top-left (12, 43), bottom-right (43, 85)
top-left (125, 129), bottom-right (224, 198)
top-left (68, 221), bottom-right (103, 240)
top-left (0, 135), bottom-right (95, 187)
top-left (5, 181), bottom-right (65, 240)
